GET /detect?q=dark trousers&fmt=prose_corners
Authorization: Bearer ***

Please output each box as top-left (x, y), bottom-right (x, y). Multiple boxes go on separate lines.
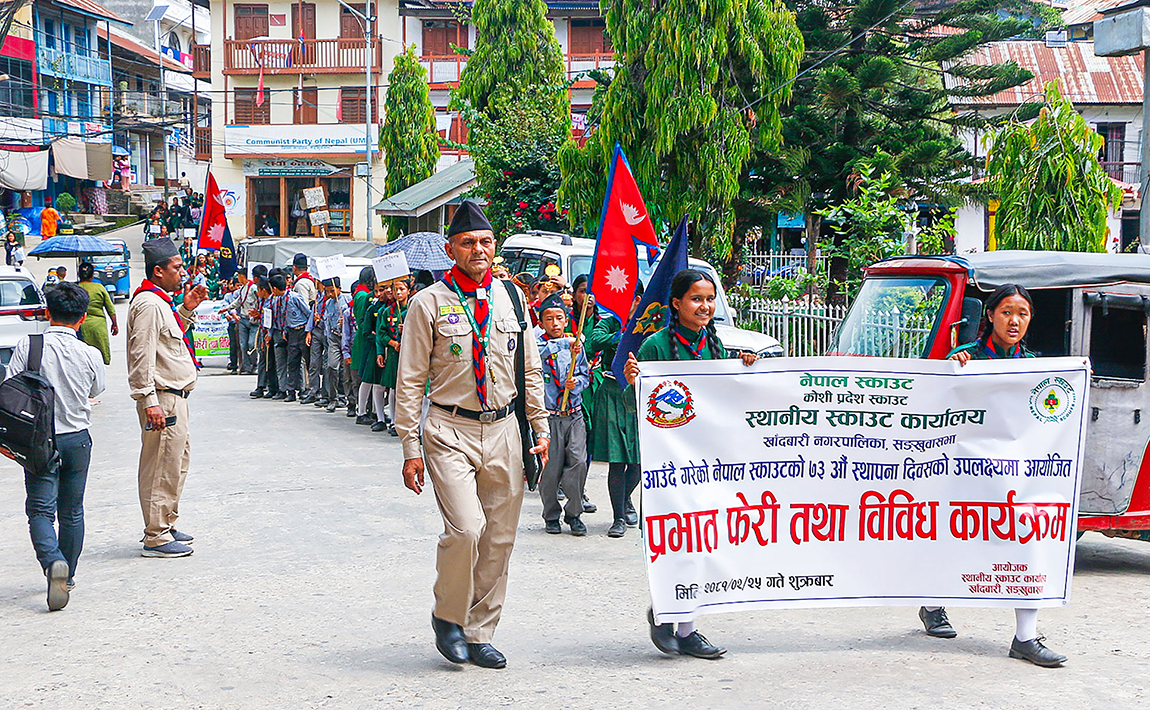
top-left (227, 321), bottom-right (240, 370)
top-left (540, 413), bottom-right (588, 522)
top-left (285, 327), bottom-right (306, 394)
top-left (25, 430), bottom-right (92, 578)
top-left (325, 334), bottom-right (347, 403)
top-left (238, 319), bottom-right (258, 373)
top-left (272, 332), bottom-right (288, 393)
top-left (347, 364), bottom-right (362, 413)
top-left (608, 462), bottom-right (641, 522)
top-left (257, 334), bottom-right (279, 393)
top-left (307, 333), bottom-right (325, 397)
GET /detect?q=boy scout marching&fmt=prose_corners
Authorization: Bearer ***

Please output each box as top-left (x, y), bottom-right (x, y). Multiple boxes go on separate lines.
top-left (395, 200), bottom-right (550, 669)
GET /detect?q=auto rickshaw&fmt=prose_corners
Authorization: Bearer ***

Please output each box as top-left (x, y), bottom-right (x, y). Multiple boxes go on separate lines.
top-left (829, 250), bottom-right (1150, 540)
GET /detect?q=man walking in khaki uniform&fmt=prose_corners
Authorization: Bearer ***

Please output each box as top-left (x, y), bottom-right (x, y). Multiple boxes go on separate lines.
top-left (127, 237), bottom-right (207, 558)
top-left (396, 200), bottom-right (550, 669)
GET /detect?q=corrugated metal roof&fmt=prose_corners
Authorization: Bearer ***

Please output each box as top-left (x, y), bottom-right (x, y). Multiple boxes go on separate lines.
top-left (54, 0), bottom-right (130, 25)
top-left (946, 40), bottom-right (1144, 106)
top-left (1063, 0), bottom-right (1129, 26)
top-left (373, 159), bottom-right (476, 217)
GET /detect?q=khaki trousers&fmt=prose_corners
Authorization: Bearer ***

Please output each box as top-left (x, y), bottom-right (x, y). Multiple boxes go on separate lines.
top-left (423, 406), bottom-right (524, 644)
top-left (136, 391), bottom-right (191, 547)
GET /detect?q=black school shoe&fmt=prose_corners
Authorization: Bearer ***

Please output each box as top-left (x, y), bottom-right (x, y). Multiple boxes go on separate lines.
top-left (467, 643), bottom-right (506, 669)
top-left (565, 516), bottom-right (587, 536)
top-left (370, 421), bottom-right (388, 432)
top-left (678, 631), bottom-right (726, 659)
top-left (544, 519), bottom-right (562, 534)
top-left (919, 606), bottom-right (957, 638)
top-left (1009, 637), bottom-right (1066, 667)
top-left (249, 388), bottom-right (264, 398)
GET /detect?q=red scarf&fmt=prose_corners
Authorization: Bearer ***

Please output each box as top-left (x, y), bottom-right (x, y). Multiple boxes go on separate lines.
top-left (673, 326), bottom-right (707, 360)
top-left (442, 266), bottom-right (493, 409)
top-left (133, 279), bottom-right (201, 369)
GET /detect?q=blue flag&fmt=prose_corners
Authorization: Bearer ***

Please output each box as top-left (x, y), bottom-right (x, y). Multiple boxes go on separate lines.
top-left (218, 221), bottom-right (238, 281)
top-left (610, 216), bottom-right (690, 387)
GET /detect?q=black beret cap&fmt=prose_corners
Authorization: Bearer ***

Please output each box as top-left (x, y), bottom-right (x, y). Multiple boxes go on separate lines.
top-left (447, 199), bottom-right (493, 238)
top-left (143, 237), bottom-right (179, 272)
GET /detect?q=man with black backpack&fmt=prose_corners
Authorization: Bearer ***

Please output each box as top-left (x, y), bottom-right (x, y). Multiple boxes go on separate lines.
top-left (2, 282), bottom-right (106, 611)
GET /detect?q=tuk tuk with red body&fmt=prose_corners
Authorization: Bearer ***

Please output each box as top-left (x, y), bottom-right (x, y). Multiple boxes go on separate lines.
top-left (829, 250), bottom-right (1150, 540)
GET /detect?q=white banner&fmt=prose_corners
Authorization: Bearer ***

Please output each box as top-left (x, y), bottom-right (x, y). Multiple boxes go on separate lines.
top-left (313, 254), bottom-right (345, 281)
top-left (372, 252), bottom-right (410, 283)
top-left (636, 357), bottom-right (1090, 625)
top-left (225, 125), bottom-right (377, 155)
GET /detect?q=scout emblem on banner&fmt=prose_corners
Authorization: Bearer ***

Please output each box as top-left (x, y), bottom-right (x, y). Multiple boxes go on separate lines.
top-left (587, 144), bottom-right (660, 322)
top-left (200, 172), bottom-right (237, 279)
top-left (611, 215), bottom-right (689, 386)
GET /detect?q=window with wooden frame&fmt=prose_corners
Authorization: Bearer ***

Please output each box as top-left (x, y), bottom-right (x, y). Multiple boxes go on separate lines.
top-left (234, 4), bottom-right (269, 41)
top-left (568, 18), bottom-right (610, 54)
top-left (422, 19), bottom-right (467, 55)
top-left (294, 87), bottom-right (317, 124)
top-left (339, 87), bottom-right (377, 124)
top-left (339, 4), bottom-right (374, 39)
top-left (234, 88), bottom-right (270, 124)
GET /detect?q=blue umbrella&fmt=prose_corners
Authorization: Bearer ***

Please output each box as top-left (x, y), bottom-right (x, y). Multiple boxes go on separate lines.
top-left (111, 145), bottom-right (130, 156)
top-left (376, 231), bottom-right (454, 271)
top-left (28, 233), bottom-right (122, 258)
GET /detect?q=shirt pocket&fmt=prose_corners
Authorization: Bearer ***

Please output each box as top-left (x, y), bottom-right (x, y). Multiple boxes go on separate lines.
top-left (492, 318), bottom-right (523, 360)
top-left (437, 320), bottom-right (472, 361)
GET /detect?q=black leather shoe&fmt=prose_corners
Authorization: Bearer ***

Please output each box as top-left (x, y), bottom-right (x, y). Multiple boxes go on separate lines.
top-left (467, 643), bottom-right (506, 669)
top-left (314, 398), bottom-right (329, 408)
top-left (566, 516), bottom-right (587, 536)
top-left (249, 388), bottom-right (264, 398)
top-left (263, 390), bottom-right (276, 398)
top-left (346, 408), bottom-right (357, 417)
top-left (283, 392), bottom-right (297, 403)
top-left (370, 421), bottom-right (388, 432)
top-left (326, 401), bottom-right (338, 413)
top-left (608, 519), bottom-right (627, 538)
top-left (647, 607), bottom-right (679, 655)
top-left (1009, 637), bottom-right (1066, 667)
top-left (582, 495), bottom-right (597, 514)
top-left (919, 606), bottom-right (957, 638)
top-left (301, 394), bottom-right (318, 404)
top-left (544, 519), bottom-right (562, 534)
top-left (431, 615), bottom-right (468, 664)
top-left (272, 391), bottom-right (286, 400)
top-left (678, 631), bottom-right (726, 659)
top-left (355, 414), bottom-right (373, 425)
top-left (624, 500), bottom-right (639, 527)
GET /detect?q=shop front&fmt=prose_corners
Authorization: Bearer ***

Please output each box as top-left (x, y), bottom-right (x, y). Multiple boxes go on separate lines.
top-left (246, 162), bottom-right (353, 239)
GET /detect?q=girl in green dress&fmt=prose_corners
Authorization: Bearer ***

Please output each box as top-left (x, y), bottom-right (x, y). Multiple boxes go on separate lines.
top-left (77, 262), bottom-right (118, 365)
top-left (376, 278), bottom-right (410, 436)
top-left (356, 280), bottom-right (392, 431)
top-left (588, 282), bottom-right (644, 539)
top-left (623, 268), bottom-right (758, 661)
top-left (349, 267), bottom-right (376, 421)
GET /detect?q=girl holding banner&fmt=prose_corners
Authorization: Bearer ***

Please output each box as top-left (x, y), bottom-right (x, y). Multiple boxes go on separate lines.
top-left (921, 284), bottom-right (1067, 668)
top-left (624, 268), bottom-right (758, 660)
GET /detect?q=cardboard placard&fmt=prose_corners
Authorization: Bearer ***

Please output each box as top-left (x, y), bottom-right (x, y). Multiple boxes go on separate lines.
top-left (261, 307), bottom-right (272, 328)
top-left (248, 261), bottom-right (272, 279)
top-left (309, 210), bottom-right (331, 226)
top-left (372, 251), bottom-right (411, 283)
top-left (302, 186), bottom-right (326, 209)
top-left (314, 253), bottom-right (346, 281)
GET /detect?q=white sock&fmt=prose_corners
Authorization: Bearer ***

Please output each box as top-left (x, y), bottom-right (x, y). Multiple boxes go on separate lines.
top-left (923, 606), bottom-right (942, 612)
top-left (1015, 608), bottom-right (1038, 642)
top-left (388, 390), bottom-right (397, 422)
top-left (373, 385), bottom-right (386, 420)
top-left (358, 382), bottom-right (371, 414)
top-left (675, 621), bottom-right (695, 638)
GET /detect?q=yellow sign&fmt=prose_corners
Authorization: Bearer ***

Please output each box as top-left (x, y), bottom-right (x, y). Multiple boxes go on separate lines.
top-left (438, 304), bottom-right (465, 316)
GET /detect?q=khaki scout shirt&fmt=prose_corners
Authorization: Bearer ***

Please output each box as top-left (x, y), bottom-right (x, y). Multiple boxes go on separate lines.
top-left (126, 290), bottom-right (198, 409)
top-left (395, 278), bottom-right (549, 460)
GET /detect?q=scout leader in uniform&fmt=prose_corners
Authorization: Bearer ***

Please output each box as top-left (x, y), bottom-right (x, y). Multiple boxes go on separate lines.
top-left (395, 200), bottom-right (550, 670)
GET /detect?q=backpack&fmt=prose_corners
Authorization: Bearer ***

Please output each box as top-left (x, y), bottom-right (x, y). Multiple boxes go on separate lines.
top-left (0, 334), bottom-right (58, 475)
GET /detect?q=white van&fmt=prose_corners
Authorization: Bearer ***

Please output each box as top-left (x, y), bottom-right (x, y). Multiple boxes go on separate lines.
top-left (0, 266), bottom-right (48, 367)
top-left (499, 231), bottom-right (783, 357)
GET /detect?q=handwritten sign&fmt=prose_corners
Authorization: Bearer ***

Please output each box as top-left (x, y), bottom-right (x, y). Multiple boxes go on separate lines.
top-left (314, 253), bottom-right (346, 282)
top-left (248, 261), bottom-right (272, 279)
top-left (636, 356), bottom-right (1090, 624)
top-left (372, 251), bottom-right (410, 283)
top-left (302, 186), bottom-right (326, 209)
top-left (309, 209), bottom-right (331, 226)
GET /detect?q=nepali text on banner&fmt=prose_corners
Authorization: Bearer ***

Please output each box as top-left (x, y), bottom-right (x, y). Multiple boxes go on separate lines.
top-left (635, 357), bottom-right (1090, 623)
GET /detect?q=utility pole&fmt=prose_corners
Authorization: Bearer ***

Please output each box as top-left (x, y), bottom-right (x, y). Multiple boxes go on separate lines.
top-left (148, 5), bottom-right (172, 203)
top-left (337, 0), bottom-right (373, 243)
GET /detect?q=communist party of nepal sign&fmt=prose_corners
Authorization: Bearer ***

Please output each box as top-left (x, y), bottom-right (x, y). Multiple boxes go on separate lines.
top-left (635, 357), bottom-right (1090, 625)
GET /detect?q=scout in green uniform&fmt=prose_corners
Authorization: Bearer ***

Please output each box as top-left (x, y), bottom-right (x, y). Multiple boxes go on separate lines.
top-left (624, 268), bottom-right (759, 661)
top-left (377, 278), bottom-right (410, 435)
top-left (919, 283), bottom-right (1066, 668)
top-left (356, 281), bottom-right (391, 430)
top-left (588, 282), bottom-right (644, 538)
top-left (350, 268), bottom-right (377, 424)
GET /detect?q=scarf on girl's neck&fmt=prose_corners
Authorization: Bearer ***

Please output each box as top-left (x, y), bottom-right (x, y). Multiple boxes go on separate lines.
top-left (133, 279), bottom-right (201, 368)
top-left (673, 324), bottom-right (708, 360)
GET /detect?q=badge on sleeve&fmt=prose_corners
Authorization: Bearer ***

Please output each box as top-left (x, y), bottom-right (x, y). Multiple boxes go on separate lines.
top-left (508, 338), bottom-right (516, 352)
top-left (447, 313), bottom-right (460, 324)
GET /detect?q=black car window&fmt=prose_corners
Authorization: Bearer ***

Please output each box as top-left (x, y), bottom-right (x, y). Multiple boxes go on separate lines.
top-left (0, 280), bottom-right (40, 307)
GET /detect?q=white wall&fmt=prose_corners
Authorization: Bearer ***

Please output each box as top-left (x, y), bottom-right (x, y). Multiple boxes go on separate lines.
top-left (953, 202), bottom-right (985, 253)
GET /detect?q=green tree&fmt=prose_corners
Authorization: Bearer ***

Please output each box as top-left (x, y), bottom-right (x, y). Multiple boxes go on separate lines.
top-left (380, 47), bottom-right (440, 240)
top-left (559, 0), bottom-right (803, 273)
top-left (452, 0), bottom-right (569, 235)
top-left (984, 80), bottom-right (1123, 252)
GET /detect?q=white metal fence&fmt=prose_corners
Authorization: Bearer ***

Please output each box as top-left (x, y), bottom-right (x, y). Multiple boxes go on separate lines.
top-left (731, 296), bottom-right (936, 358)
top-left (739, 253), bottom-right (828, 286)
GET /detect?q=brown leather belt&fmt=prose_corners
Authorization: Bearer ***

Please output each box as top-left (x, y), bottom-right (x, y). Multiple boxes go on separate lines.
top-left (432, 402), bottom-right (514, 423)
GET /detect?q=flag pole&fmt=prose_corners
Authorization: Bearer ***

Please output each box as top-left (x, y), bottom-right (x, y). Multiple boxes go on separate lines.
top-left (559, 293), bottom-right (592, 412)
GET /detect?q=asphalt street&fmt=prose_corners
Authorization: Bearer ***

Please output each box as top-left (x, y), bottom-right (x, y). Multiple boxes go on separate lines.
top-left (2, 228), bottom-right (1150, 709)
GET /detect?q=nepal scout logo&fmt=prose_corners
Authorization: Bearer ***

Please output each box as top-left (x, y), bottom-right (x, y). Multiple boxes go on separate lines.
top-left (1029, 376), bottom-right (1076, 423)
top-left (646, 380), bottom-right (696, 429)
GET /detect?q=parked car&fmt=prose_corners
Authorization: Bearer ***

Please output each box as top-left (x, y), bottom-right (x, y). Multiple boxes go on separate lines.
top-left (829, 250), bottom-right (1150, 541)
top-left (499, 231), bottom-right (784, 357)
top-left (81, 239), bottom-right (130, 300)
top-left (0, 266), bottom-right (48, 369)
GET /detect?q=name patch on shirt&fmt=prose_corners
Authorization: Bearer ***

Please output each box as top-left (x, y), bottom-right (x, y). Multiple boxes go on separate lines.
top-left (438, 305), bottom-right (465, 316)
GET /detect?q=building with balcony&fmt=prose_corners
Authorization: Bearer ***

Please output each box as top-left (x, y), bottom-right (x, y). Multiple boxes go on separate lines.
top-left (206, 0), bottom-right (397, 241)
top-left (398, 0), bottom-right (613, 163)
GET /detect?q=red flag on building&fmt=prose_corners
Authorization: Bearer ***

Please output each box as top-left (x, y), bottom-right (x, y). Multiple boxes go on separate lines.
top-left (587, 144), bottom-right (659, 322)
top-left (198, 172), bottom-right (228, 251)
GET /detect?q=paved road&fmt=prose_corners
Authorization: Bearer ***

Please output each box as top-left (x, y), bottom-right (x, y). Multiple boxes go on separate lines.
top-left (3, 232), bottom-right (1150, 709)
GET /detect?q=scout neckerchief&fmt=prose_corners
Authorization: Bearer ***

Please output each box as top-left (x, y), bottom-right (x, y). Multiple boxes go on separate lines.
top-left (978, 337), bottom-right (1024, 359)
top-left (673, 325), bottom-right (708, 360)
top-left (442, 265), bottom-right (493, 409)
top-left (133, 279), bottom-right (201, 369)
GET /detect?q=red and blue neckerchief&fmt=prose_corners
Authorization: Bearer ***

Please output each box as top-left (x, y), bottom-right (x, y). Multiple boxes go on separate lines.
top-left (442, 266), bottom-right (492, 409)
top-left (978, 337), bottom-right (1024, 359)
top-left (673, 326), bottom-right (707, 360)
top-left (133, 279), bottom-right (201, 369)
